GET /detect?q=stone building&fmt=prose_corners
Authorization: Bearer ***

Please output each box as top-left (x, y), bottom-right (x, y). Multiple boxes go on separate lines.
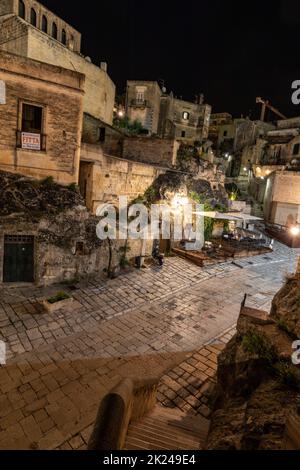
top-left (0, 49), bottom-right (84, 184)
top-left (82, 113), bottom-right (124, 158)
top-left (239, 118), bottom-right (300, 178)
top-left (0, 0), bottom-right (115, 124)
top-left (158, 94), bottom-right (211, 143)
top-left (260, 118), bottom-right (300, 168)
top-left (125, 81), bottom-right (211, 142)
top-left (264, 171), bottom-right (300, 227)
top-left (227, 119), bottom-right (274, 177)
top-left (125, 81), bottom-right (162, 135)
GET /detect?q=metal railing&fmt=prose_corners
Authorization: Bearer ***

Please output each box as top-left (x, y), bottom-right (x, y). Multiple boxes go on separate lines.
top-left (130, 99), bottom-right (148, 107)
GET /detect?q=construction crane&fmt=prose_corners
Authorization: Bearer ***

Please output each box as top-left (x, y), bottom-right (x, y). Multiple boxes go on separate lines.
top-left (256, 97), bottom-right (287, 122)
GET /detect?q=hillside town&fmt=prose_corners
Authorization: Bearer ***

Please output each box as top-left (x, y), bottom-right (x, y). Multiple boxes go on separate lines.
top-left (1, 0), bottom-right (300, 455)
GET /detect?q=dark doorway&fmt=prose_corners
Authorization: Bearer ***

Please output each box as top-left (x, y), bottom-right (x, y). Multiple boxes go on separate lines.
top-left (3, 235), bottom-right (34, 283)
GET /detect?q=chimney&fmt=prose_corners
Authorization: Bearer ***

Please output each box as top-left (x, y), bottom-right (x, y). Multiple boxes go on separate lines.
top-left (100, 62), bottom-right (107, 72)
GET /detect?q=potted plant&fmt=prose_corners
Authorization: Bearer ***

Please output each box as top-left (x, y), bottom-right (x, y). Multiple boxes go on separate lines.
top-left (43, 291), bottom-right (73, 313)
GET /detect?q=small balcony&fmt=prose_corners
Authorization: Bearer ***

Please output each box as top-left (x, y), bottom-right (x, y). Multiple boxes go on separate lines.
top-left (130, 99), bottom-right (149, 108)
top-left (16, 130), bottom-right (46, 151)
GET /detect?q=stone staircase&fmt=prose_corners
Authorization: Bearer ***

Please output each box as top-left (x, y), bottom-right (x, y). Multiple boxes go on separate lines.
top-left (124, 405), bottom-right (210, 450)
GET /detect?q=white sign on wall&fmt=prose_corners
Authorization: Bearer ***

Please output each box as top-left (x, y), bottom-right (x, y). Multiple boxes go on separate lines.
top-left (0, 80), bottom-right (6, 104)
top-left (21, 132), bottom-right (41, 150)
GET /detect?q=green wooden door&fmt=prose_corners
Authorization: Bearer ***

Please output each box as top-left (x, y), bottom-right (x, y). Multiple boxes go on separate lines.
top-left (3, 235), bottom-right (34, 283)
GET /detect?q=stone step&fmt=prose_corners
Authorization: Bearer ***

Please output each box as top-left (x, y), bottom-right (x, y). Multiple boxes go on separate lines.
top-left (135, 416), bottom-right (207, 443)
top-left (129, 420), bottom-right (202, 443)
top-left (124, 405), bottom-right (210, 450)
top-left (150, 406), bottom-right (209, 436)
top-left (125, 436), bottom-right (173, 451)
top-left (128, 425), bottom-right (200, 449)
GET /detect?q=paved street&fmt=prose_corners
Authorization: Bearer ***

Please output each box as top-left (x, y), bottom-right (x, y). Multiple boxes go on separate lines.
top-left (0, 242), bottom-right (298, 449)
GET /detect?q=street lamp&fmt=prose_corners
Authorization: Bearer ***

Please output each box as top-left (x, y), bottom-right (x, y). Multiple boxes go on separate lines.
top-left (290, 225), bottom-right (300, 237)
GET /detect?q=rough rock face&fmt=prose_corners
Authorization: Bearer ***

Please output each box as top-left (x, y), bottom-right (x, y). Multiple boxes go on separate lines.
top-left (0, 171), bottom-right (107, 285)
top-left (271, 278), bottom-right (300, 339)
top-left (206, 291), bottom-right (300, 450)
top-left (141, 170), bottom-right (228, 208)
top-left (0, 171), bottom-right (83, 218)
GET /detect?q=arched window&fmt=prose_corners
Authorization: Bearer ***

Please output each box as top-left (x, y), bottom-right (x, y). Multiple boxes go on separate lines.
top-left (69, 34), bottom-right (74, 50)
top-left (42, 15), bottom-right (48, 33)
top-left (52, 22), bottom-right (58, 39)
top-left (18, 0), bottom-right (25, 19)
top-left (30, 8), bottom-right (37, 27)
top-left (61, 29), bottom-right (67, 45)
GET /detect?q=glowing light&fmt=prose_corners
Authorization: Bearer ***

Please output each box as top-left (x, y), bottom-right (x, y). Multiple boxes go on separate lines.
top-left (290, 226), bottom-right (300, 237)
top-left (117, 110), bottom-right (124, 117)
top-left (243, 167), bottom-right (247, 171)
top-left (266, 170), bottom-right (270, 175)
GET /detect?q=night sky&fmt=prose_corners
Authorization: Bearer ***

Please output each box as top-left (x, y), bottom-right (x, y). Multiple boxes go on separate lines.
top-left (40, 0), bottom-right (300, 119)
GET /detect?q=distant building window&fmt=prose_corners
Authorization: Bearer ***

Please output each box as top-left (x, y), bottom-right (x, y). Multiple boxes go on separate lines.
top-left (181, 131), bottom-right (186, 138)
top-left (18, 0), bottom-right (25, 19)
top-left (42, 15), bottom-right (48, 33)
top-left (99, 127), bottom-right (106, 142)
top-left (136, 91), bottom-right (144, 102)
top-left (30, 8), bottom-right (37, 27)
top-left (293, 143), bottom-right (300, 155)
top-left (61, 29), bottom-right (67, 45)
top-left (182, 112), bottom-right (189, 120)
top-left (223, 130), bottom-right (228, 137)
top-left (22, 104), bottom-right (43, 134)
top-left (69, 34), bottom-right (74, 50)
top-left (52, 22), bottom-right (58, 39)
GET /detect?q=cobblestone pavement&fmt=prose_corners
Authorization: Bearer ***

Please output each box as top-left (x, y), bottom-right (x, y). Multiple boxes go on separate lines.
top-left (0, 242), bottom-right (298, 449)
top-left (157, 326), bottom-right (236, 419)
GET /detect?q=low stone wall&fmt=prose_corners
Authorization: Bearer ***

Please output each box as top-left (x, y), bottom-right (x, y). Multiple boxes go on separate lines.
top-left (123, 136), bottom-right (180, 168)
top-left (88, 377), bottom-right (159, 450)
top-left (80, 143), bottom-right (165, 212)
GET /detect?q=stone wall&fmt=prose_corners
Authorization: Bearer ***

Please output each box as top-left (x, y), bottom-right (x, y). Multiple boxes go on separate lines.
top-left (264, 171), bottom-right (300, 225)
top-left (0, 0), bottom-right (81, 52)
top-left (82, 113), bottom-right (123, 157)
top-left (0, 170), bottom-right (155, 286)
top-left (0, 15), bottom-right (115, 124)
top-left (0, 14), bottom-right (29, 56)
top-left (0, 0), bottom-right (15, 16)
top-left (0, 50), bottom-right (84, 185)
top-left (80, 143), bottom-right (165, 213)
top-left (123, 136), bottom-right (180, 168)
top-left (0, 209), bottom-right (153, 286)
